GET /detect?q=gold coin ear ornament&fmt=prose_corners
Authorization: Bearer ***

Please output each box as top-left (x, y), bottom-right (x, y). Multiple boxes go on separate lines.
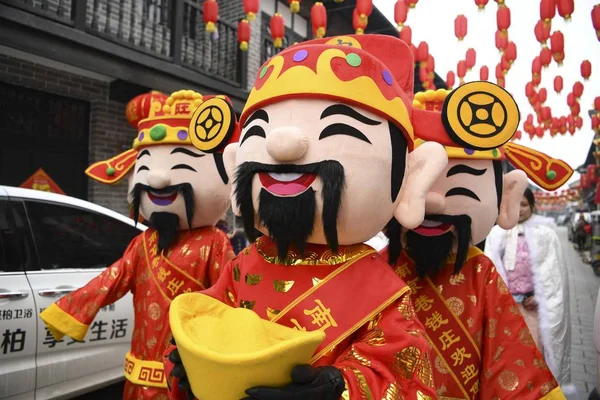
top-left (189, 97), bottom-right (236, 153)
top-left (441, 81), bottom-right (520, 151)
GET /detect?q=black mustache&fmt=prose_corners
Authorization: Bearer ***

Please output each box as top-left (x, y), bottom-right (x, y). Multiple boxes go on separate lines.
top-left (129, 183), bottom-right (195, 230)
top-left (235, 161), bottom-right (324, 174)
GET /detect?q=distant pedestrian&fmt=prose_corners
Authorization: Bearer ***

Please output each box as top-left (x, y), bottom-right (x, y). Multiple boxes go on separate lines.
top-left (575, 213), bottom-right (588, 251)
top-left (486, 188), bottom-right (575, 394)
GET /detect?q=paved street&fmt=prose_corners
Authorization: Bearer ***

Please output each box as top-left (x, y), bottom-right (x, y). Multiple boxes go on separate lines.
top-left (562, 226), bottom-right (600, 400)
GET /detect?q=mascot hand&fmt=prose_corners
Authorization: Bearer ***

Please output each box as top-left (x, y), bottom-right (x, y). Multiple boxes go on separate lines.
top-left (243, 365), bottom-right (345, 400)
top-left (167, 342), bottom-right (197, 400)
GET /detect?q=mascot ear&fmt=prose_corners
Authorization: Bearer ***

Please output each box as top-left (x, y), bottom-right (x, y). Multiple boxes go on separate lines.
top-left (223, 143), bottom-right (240, 216)
top-left (394, 142), bottom-right (448, 229)
top-left (497, 170), bottom-right (528, 229)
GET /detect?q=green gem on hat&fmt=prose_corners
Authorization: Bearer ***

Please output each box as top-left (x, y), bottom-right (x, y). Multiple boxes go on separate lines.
top-left (546, 170), bottom-right (557, 180)
top-left (150, 125), bottom-right (167, 141)
top-left (106, 167), bottom-right (116, 177)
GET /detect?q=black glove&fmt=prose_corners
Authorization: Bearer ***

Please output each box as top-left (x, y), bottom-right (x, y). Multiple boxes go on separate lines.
top-left (168, 341), bottom-right (196, 400)
top-left (242, 364), bottom-right (345, 400)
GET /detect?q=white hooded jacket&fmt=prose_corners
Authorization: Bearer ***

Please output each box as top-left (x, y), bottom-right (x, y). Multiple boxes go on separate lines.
top-left (485, 215), bottom-right (576, 395)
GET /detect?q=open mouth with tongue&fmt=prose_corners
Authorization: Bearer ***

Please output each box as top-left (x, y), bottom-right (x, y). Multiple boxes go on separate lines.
top-left (147, 188), bottom-right (178, 206)
top-left (412, 219), bottom-right (453, 237)
top-left (258, 172), bottom-right (317, 196)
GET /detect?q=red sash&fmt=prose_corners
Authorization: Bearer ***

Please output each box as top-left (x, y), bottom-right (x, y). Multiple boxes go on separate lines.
top-left (272, 250), bottom-right (410, 364)
top-left (395, 260), bottom-right (481, 399)
top-left (142, 230), bottom-right (206, 302)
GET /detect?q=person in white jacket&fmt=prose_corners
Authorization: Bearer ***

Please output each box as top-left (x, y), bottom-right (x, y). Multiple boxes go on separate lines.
top-left (486, 187), bottom-right (575, 395)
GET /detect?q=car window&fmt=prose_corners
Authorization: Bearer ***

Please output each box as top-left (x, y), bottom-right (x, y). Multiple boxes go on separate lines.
top-left (0, 199), bottom-right (35, 273)
top-left (24, 200), bottom-right (140, 270)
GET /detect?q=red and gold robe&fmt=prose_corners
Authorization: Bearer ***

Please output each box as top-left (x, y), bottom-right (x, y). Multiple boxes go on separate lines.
top-left (381, 246), bottom-right (564, 400)
top-left (40, 227), bottom-right (234, 400)
top-left (165, 236), bottom-right (437, 399)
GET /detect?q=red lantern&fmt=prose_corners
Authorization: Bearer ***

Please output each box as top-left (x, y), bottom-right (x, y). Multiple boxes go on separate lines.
top-left (532, 56), bottom-right (542, 76)
top-left (504, 41), bottom-right (517, 63)
top-left (480, 65), bottom-right (489, 81)
top-left (495, 30), bottom-right (508, 52)
top-left (399, 26), bottom-right (412, 46)
top-left (426, 55), bottom-right (436, 73)
top-left (534, 20), bottom-right (551, 46)
top-left (455, 15), bottom-right (468, 41)
top-left (475, 0), bottom-right (489, 9)
top-left (542, 106), bottom-right (552, 121)
top-left (592, 115), bottom-right (600, 131)
top-left (311, 3), bottom-right (327, 38)
top-left (465, 48), bottom-right (476, 69)
top-left (571, 101), bottom-right (581, 116)
top-left (419, 67), bottom-right (428, 83)
top-left (553, 51), bottom-right (565, 65)
top-left (557, 0), bottom-right (574, 20)
top-left (595, 96), bottom-right (600, 113)
top-left (536, 126), bottom-right (545, 138)
top-left (270, 13), bottom-right (285, 47)
top-left (581, 173), bottom-right (590, 189)
top-left (356, 0), bottom-right (373, 25)
top-left (203, 0), bottom-right (219, 33)
top-left (446, 71), bottom-right (456, 88)
top-left (540, 47), bottom-right (552, 67)
top-left (553, 75), bottom-right (563, 93)
top-left (539, 0), bottom-right (556, 23)
top-left (588, 165), bottom-right (598, 184)
top-left (288, 0), bottom-right (300, 13)
top-left (497, 77), bottom-right (505, 88)
top-left (512, 130), bottom-right (522, 141)
top-left (532, 73), bottom-right (542, 86)
top-left (457, 60), bottom-right (467, 83)
top-left (581, 60), bottom-right (592, 80)
top-left (567, 92), bottom-right (576, 107)
top-left (550, 30), bottom-right (564, 54)
top-left (125, 91), bottom-right (168, 128)
top-left (539, 87), bottom-right (548, 103)
top-left (353, 8), bottom-right (367, 34)
top-left (593, 5), bottom-right (600, 40)
top-left (576, 115), bottom-right (583, 129)
top-left (237, 19), bottom-right (251, 51)
top-left (495, 63), bottom-right (504, 80)
top-left (573, 81), bottom-right (584, 98)
top-left (417, 41), bottom-right (429, 63)
top-left (497, 6), bottom-right (511, 32)
top-left (395, 0), bottom-right (408, 28)
top-left (500, 55), bottom-right (511, 73)
top-left (243, 0), bottom-right (259, 20)
top-left (526, 82), bottom-right (536, 98)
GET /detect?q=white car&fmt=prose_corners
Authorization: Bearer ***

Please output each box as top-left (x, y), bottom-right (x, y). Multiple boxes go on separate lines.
top-left (0, 186), bottom-right (144, 399)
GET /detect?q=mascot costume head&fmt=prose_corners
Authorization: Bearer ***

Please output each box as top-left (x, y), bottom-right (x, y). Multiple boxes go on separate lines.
top-left (386, 85), bottom-right (573, 277)
top-left (226, 34), bottom-right (448, 258)
top-left (86, 90), bottom-right (240, 250)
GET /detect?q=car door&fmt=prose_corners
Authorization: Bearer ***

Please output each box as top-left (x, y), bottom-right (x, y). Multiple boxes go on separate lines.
top-left (0, 195), bottom-right (38, 399)
top-left (20, 199), bottom-right (140, 396)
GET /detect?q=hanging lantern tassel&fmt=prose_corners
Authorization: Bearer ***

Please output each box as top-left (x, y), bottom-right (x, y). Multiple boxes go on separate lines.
top-left (203, 0), bottom-right (219, 33)
top-left (243, 0), bottom-right (259, 21)
top-left (353, 8), bottom-right (367, 34)
top-left (288, 0), bottom-right (300, 13)
top-left (270, 13), bottom-right (285, 48)
top-left (311, 2), bottom-right (327, 38)
top-left (237, 19), bottom-right (250, 51)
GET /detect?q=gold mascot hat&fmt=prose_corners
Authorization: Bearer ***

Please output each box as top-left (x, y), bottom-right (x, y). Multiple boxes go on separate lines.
top-left (241, 34), bottom-right (417, 149)
top-left (170, 293), bottom-right (325, 400)
top-left (411, 81), bottom-right (574, 191)
top-left (85, 90), bottom-right (240, 184)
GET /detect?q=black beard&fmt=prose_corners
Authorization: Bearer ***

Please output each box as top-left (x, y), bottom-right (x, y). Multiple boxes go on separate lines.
top-left (129, 183), bottom-right (195, 251)
top-left (234, 161), bottom-right (345, 260)
top-left (149, 212), bottom-right (180, 251)
top-left (405, 214), bottom-right (472, 278)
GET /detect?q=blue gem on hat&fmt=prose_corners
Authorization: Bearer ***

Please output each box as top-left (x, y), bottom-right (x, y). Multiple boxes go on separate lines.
top-left (138, 132), bottom-right (145, 141)
top-left (177, 130), bottom-right (188, 140)
top-left (293, 49), bottom-right (308, 62)
top-left (464, 148), bottom-right (475, 155)
top-left (382, 70), bottom-right (393, 86)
